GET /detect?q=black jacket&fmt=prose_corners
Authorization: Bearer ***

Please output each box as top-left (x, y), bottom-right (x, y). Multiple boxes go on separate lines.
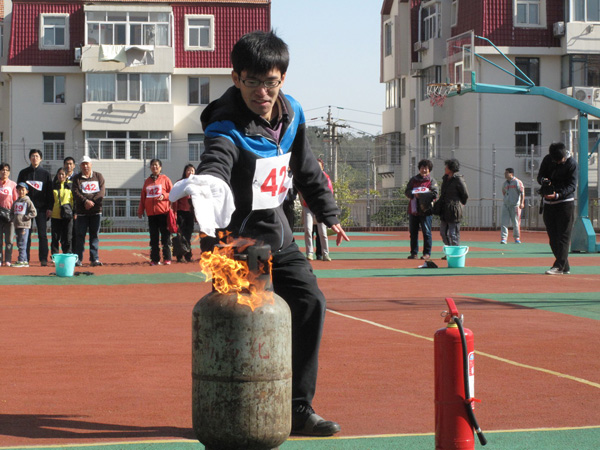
top-left (537, 154), bottom-right (577, 203)
top-left (198, 86), bottom-right (340, 252)
top-left (438, 173), bottom-right (469, 223)
top-left (17, 165), bottom-right (54, 211)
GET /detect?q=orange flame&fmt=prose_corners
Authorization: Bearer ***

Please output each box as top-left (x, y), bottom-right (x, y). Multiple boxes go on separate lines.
top-left (199, 236), bottom-right (274, 312)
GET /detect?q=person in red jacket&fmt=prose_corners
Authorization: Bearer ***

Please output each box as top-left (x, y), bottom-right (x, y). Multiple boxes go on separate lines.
top-left (138, 159), bottom-right (173, 265)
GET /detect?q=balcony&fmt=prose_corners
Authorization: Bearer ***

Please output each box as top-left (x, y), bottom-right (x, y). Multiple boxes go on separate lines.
top-left (80, 45), bottom-right (174, 73)
top-left (81, 102), bottom-right (174, 131)
top-left (559, 22), bottom-right (600, 54)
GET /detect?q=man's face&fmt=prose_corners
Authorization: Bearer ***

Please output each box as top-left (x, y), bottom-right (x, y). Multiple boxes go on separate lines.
top-left (30, 152), bottom-right (42, 168)
top-left (65, 160), bottom-right (75, 174)
top-left (232, 69), bottom-right (286, 121)
top-left (505, 171), bottom-right (514, 181)
top-left (80, 162), bottom-right (92, 176)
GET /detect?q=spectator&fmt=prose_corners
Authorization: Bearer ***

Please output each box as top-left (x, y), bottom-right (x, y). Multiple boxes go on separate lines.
top-left (72, 156), bottom-right (105, 267)
top-left (17, 149), bottom-right (53, 266)
top-left (63, 156), bottom-right (77, 181)
top-left (437, 158), bottom-right (469, 249)
top-left (173, 164), bottom-right (195, 263)
top-left (404, 159), bottom-right (438, 260)
top-left (60, 156), bottom-right (77, 252)
top-left (11, 182), bottom-right (37, 268)
top-left (50, 168), bottom-right (74, 255)
top-left (138, 159), bottom-right (173, 266)
top-left (302, 159), bottom-right (333, 261)
top-left (500, 168), bottom-right (525, 244)
top-left (537, 142), bottom-right (577, 275)
top-left (0, 163), bottom-right (18, 266)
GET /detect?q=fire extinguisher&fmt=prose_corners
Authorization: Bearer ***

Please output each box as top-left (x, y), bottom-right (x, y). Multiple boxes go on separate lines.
top-left (434, 297), bottom-right (487, 449)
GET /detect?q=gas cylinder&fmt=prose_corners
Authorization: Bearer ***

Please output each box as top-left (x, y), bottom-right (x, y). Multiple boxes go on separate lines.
top-left (192, 245), bottom-right (292, 450)
top-left (434, 298), bottom-right (475, 450)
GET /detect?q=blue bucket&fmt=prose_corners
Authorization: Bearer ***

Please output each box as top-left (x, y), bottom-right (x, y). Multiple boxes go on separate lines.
top-left (443, 246), bottom-right (469, 268)
top-left (52, 253), bottom-right (78, 277)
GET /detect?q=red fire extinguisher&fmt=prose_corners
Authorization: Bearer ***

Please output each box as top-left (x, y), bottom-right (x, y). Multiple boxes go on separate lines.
top-left (434, 297), bottom-right (487, 449)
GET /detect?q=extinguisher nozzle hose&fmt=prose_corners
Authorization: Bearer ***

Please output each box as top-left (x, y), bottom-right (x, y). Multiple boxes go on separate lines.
top-left (453, 316), bottom-right (488, 446)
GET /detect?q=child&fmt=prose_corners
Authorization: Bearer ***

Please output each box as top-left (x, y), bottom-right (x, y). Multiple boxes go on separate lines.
top-left (11, 182), bottom-right (37, 267)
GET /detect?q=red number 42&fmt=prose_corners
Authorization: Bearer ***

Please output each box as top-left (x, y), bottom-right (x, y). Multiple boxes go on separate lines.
top-left (261, 166), bottom-right (288, 197)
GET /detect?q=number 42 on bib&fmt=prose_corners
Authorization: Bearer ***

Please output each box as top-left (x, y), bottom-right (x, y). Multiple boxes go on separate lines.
top-left (252, 153), bottom-right (293, 210)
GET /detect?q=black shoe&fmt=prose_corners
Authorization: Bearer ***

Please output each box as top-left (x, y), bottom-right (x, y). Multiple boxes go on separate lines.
top-left (75, 260), bottom-right (82, 267)
top-left (291, 403), bottom-right (340, 437)
top-left (91, 260), bottom-right (103, 267)
top-left (40, 261), bottom-right (48, 267)
top-left (407, 254), bottom-right (418, 260)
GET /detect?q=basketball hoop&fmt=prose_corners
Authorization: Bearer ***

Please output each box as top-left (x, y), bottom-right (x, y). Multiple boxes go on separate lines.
top-left (427, 83), bottom-right (460, 107)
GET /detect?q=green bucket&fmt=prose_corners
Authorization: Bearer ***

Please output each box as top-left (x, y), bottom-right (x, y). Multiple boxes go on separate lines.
top-left (443, 246), bottom-right (469, 268)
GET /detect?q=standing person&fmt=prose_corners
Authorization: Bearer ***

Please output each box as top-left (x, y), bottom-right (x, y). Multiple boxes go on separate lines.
top-left (404, 159), bottom-right (438, 260)
top-left (50, 168), bottom-right (74, 255)
top-left (0, 163), bottom-right (19, 266)
top-left (171, 30), bottom-right (349, 436)
top-left (302, 159), bottom-right (333, 262)
top-left (11, 183), bottom-right (37, 267)
top-left (62, 156), bottom-right (77, 253)
top-left (172, 164), bottom-right (195, 263)
top-left (138, 159), bottom-right (173, 266)
top-left (500, 168), bottom-right (525, 244)
top-left (537, 142), bottom-right (577, 275)
top-left (17, 149), bottom-right (53, 266)
top-left (437, 158), bottom-right (469, 249)
top-left (72, 156), bottom-right (105, 267)
top-left (63, 157), bottom-right (77, 181)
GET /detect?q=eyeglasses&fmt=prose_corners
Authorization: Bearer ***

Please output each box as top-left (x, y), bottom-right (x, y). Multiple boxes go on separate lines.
top-left (240, 78), bottom-right (282, 89)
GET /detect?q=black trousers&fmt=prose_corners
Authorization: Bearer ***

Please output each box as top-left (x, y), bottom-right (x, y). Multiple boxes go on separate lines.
top-left (51, 217), bottom-right (72, 254)
top-left (177, 210), bottom-right (195, 261)
top-left (272, 242), bottom-right (326, 406)
top-left (542, 200), bottom-right (575, 272)
top-left (27, 211), bottom-right (49, 263)
top-left (148, 213), bottom-right (171, 263)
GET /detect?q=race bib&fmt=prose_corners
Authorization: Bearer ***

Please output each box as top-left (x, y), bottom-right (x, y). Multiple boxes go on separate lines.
top-left (14, 203), bottom-right (26, 215)
top-left (26, 180), bottom-right (43, 191)
top-left (252, 153), bottom-right (293, 210)
top-left (412, 186), bottom-right (430, 194)
top-left (146, 184), bottom-right (163, 199)
top-left (81, 181), bottom-right (100, 194)
top-left (0, 187), bottom-right (11, 197)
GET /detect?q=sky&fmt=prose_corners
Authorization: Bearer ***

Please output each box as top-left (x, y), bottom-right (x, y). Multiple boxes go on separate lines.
top-left (271, 1), bottom-right (385, 137)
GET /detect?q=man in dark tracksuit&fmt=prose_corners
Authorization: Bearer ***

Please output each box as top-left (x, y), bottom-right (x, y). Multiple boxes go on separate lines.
top-left (17, 149), bottom-right (53, 266)
top-left (195, 31), bottom-right (349, 436)
top-left (537, 142), bottom-right (577, 275)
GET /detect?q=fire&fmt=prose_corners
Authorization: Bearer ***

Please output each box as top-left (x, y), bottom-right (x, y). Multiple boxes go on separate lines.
top-left (199, 237), bottom-right (274, 312)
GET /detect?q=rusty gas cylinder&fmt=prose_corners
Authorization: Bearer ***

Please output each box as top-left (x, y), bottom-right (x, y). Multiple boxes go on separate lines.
top-left (192, 244), bottom-right (292, 450)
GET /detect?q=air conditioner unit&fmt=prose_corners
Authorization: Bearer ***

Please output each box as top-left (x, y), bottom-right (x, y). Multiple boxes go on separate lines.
top-left (594, 88), bottom-right (600, 105)
top-left (553, 21), bottom-right (565, 37)
top-left (413, 40), bottom-right (429, 52)
top-left (74, 47), bottom-right (82, 63)
top-left (524, 159), bottom-right (538, 174)
top-left (573, 87), bottom-right (594, 105)
top-left (74, 103), bottom-right (82, 120)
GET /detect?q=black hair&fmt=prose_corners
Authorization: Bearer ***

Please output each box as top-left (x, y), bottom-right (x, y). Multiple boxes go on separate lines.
top-left (231, 30), bottom-right (289, 76)
top-left (505, 168), bottom-right (514, 174)
top-left (444, 158), bottom-right (460, 173)
top-left (418, 159), bottom-right (433, 171)
top-left (181, 163), bottom-right (195, 180)
top-left (64, 156), bottom-right (75, 164)
top-left (29, 149), bottom-right (43, 159)
top-left (548, 142), bottom-right (567, 162)
top-left (55, 167), bottom-right (66, 176)
top-left (0, 162), bottom-right (10, 171)
top-left (150, 158), bottom-right (162, 167)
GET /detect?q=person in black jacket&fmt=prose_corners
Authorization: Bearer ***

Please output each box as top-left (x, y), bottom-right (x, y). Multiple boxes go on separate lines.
top-left (537, 142), bottom-right (577, 275)
top-left (17, 149), bottom-right (53, 266)
top-left (172, 30), bottom-right (348, 437)
top-left (437, 158), bottom-right (469, 248)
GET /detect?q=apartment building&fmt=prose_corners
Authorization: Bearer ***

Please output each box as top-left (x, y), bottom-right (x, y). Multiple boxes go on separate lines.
top-left (0, 0), bottom-right (269, 226)
top-left (379, 0), bottom-right (600, 222)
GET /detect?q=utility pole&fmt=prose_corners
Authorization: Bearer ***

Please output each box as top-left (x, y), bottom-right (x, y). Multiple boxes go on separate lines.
top-left (322, 106), bottom-right (347, 183)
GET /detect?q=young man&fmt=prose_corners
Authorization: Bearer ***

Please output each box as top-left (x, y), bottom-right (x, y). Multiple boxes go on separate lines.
top-left (17, 149), bottom-right (53, 266)
top-left (63, 156), bottom-right (77, 181)
top-left (171, 30), bottom-right (348, 436)
top-left (72, 156), bottom-right (105, 267)
top-left (500, 168), bottom-right (525, 244)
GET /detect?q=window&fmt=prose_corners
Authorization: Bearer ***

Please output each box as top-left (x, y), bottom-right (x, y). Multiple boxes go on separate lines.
top-left (401, 77), bottom-right (406, 98)
top-left (104, 188), bottom-right (142, 218)
top-left (44, 76), bottom-right (65, 104)
top-left (515, 122), bottom-right (541, 156)
top-left (451, 1), bottom-right (459, 26)
top-left (185, 15), bottom-right (214, 51)
top-left (188, 134), bottom-right (205, 161)
top-left (573, 0), bottom-right (600, 22)
top-left (189, 77), bottom-right (210, 105)
top-left (410, 99), bottom-right (416, 130)
top-left (40, 14), bottom-right (69, 49)
top-left (515, 57), bottom-right (539, 86)
top-left (86, 11), bottom-right (170, 46)
top-left (384, 21), bottom-right (393, 57)
top-left (515, 0), bottom-right (546, 27)
top-left (386, 79), bottom-right (400, 109)
top-left (422, 123), bottom-right (440, 159)
top-left (420, 3), bottom-right (441, 41)
top-left (421, 66), bottom-right (441, 100)
top-left (561, 54), bottom-right (600, 88)
top-left (86, 131), bottom-right (170, 160)
top-left (43, 132), bottom-right (65, 161)
top-left (87, 74), bottom-right (170, 102)
top-left (0, 24), bottom-right (4, 57)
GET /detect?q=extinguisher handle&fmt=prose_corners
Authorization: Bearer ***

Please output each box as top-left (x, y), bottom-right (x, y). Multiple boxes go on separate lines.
top-left (444, 297), bottom-right (460, 322)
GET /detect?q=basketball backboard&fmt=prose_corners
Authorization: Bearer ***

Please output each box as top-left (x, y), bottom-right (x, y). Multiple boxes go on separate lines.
top-left (446, 30), bottom-right (475, 90)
